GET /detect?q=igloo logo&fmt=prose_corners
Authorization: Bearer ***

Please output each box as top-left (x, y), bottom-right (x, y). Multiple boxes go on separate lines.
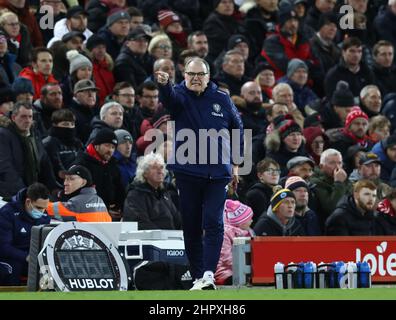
top-left (356, 241), bottom-right (396, 276)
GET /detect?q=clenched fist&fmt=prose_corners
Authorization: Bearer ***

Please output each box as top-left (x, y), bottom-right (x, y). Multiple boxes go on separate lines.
top-left (155, 71), bottom-right (169, 85)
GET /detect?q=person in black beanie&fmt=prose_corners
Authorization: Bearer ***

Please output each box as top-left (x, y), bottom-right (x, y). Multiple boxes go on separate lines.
top-left (73, 128), bottom-right (125, 220)
top-left (318, 80), bottom-right (355, 130)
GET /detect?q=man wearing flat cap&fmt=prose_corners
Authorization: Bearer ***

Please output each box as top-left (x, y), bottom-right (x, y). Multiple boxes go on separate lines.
top-left (69, 79), bottom-right (99, 143)
top-left (73, 128), bottom-right (125, 220)
top-left (114, 26), bottom-right (152, 88)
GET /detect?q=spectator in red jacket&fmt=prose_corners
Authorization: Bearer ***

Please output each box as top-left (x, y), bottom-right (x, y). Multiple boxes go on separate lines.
top-left (19, 47), bottom-right (57, 100)
top-left (85, 34), bottom-right (115, 106)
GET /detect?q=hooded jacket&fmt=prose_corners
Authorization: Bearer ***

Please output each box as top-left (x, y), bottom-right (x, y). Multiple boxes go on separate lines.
top-left (325, 195), bottom-right (377, 236)
top-left (159, 81), bottom-right (244, 179)
top-left (253, 205), bottom-right (305, 236)
top-left (371, 140), bottom-right (396, 183)
top-left (0, 188), bottom-right (50, 285)
top-left (123, 181), bottom-right (181, 230)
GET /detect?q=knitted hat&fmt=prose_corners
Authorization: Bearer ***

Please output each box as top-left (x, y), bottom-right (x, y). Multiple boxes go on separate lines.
top-left (93, 128), bottom-right (118, 146)
top-left (224, 199), bottom-right (253, 227)
top-left (317, 12), bottom-right (339, 31)
top-left (114, 129), bottom-right (133, 144)
top-left (331, 81), bottom-right (355, 107)
top-left (285, 176), bottom-right (308, 191)
top-left (344, 106), bottom-right (368, 128)
top-left (64, 165), bottom-right (93, 186)
top-left (157, 10), bottom-right (181, 29)
top-left (12, 77), bottom-right (34, 95)
top-left (287, 58), bottom-right (308, 78)
top-left (86, 34), bottom-right (106, 51)
top-left (271, 188), bottom-right (295, 211)
top-left (0, 86), bottom-right (16, 104)
top-left (66, 50), bottom-right (92, 74)
top-left (253, 62), bottom-right (274, 78)
top-left (106, 10), bottom-right (130, 28)
top-left (303, 113), bottom-right (322, 128)
top-left (275, 115), bottom-right (302, 140)
top-left (278, 4), bottom-right (298, 26)
top-left (227, 34), bottom-right (249, 50)
top-left (152, 112), bottom-right (171, 129)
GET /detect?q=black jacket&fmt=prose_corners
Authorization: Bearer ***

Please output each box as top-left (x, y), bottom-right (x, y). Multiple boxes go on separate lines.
top-left (123, 181), bottom-right (182, 230)
top-left (244, 182), bottom-right (273, 225)
top-left (86, 116), bottom-right (115, 146)
top-left (325, 195), bottom-right (377, 236)
top-left (86, 0), bottom-right (110, 33)
top-left (376, 212), bottom-right (396, 235)
top-left (372, 63), bottom-right (396, 96)
top-left (0, 123), bottom-right (58, 198)
top-left (69, 99), bottom-right (99, 144)
top-left (254, 206), bottom-right (305, 236)
top-left (213, 70), bottom-right (251, 97)
top-left (203, 11), bottom-right (244, 62)
top-left (318, 100), bottom-right (344, 131)
top-left (97, 27), bottom-right (124, 61)
top-left (42, 127), bottom-right (84, 184)
top-left (324, 59), bottom-right (376, 100)
top-left (114, 46), bottom-right (153, 89)
top-left (73, 150), bottom-right (125, 210)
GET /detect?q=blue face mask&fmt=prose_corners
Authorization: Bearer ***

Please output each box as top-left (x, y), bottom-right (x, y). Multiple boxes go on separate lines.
top-left (29, 205), bottom-right (45, 219)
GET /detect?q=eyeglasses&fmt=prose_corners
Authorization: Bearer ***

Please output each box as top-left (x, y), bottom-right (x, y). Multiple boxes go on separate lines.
top-left (156, 44), bottom-right (171, 50)
top-left (264, 168), bottom-right (281, 175)
top-left (185, 72), bottom-right (208, 77)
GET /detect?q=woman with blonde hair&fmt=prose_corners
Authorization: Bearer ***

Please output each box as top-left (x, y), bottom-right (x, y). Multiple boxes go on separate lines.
top-left (148, 33), bottom-right (173, 60)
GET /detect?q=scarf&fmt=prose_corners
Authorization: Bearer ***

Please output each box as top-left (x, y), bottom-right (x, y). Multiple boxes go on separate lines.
top-left (377, 199), bottom-right (396, 218)
top-left (8, 123), bottom-right (39, 186)
top-left (49, 126), bottom-right (78, 146)
top-left (86, 143), bottom-right (108, 165)
top-left (342, 128), bottom-right (371, 148)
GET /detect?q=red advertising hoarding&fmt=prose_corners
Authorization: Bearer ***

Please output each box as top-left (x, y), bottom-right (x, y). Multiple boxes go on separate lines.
top-left (251, 236), bottom-right (396, 284)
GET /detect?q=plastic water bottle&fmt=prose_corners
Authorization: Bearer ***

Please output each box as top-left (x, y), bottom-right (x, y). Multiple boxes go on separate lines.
top-left (274, 262), bottom-right (285, 289)
top-left (294, 263), bottom-right (304, 289)
top-left (347, 262), bottom-right (358, 289)
top-left (357, 261), bottom-right (372, 288)
top-left (335, 261), bottom-right (347, 288)
top-left (285, 262), bottom-right (297, 289)
top-left (303, 261), bottom-right (315, 289)
top-left (317, 262), bottom-right (327, 288)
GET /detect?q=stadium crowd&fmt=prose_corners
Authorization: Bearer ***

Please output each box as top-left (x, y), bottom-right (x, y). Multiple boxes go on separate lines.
top-left (1, 0), bottom-right (396, 286)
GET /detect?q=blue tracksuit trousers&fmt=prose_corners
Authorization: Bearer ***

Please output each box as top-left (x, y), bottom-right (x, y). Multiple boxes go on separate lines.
top-left (175, 172), bottom-right (230, 280)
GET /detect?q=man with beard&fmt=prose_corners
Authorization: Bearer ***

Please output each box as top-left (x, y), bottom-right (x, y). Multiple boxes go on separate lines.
top-left (73, 128), bottom-right (125, 220)
top-left (326, 106), bottom-right (373, 156)
top-left (33, 83), bottom-right (63, 139)
top-left (285, 176), bottom-right (321, 235)
top-left (325, 179), bottom-right (378, 235)
top-left (232, 81), bottom-right (267, 136)
top-left (260, 4), bottom-right (318, 80)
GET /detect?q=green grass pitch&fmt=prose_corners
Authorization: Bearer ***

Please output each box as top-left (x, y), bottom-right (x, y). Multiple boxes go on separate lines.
top-left (1, 288), bottom-right (396, 300)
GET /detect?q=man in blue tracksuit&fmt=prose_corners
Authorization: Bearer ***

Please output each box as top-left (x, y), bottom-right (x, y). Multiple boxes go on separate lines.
top-left (0, 183), bottom-right (51, 285)
top-left (156, 57), bottom-right (244, 290)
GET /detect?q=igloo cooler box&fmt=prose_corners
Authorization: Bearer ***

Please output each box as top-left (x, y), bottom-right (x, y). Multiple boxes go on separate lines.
top-left (118, 230), bottom-right (188, 269)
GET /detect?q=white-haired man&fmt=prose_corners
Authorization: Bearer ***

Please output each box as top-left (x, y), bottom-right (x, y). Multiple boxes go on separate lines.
top-left (310, 148), bottom-right (352, 230)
